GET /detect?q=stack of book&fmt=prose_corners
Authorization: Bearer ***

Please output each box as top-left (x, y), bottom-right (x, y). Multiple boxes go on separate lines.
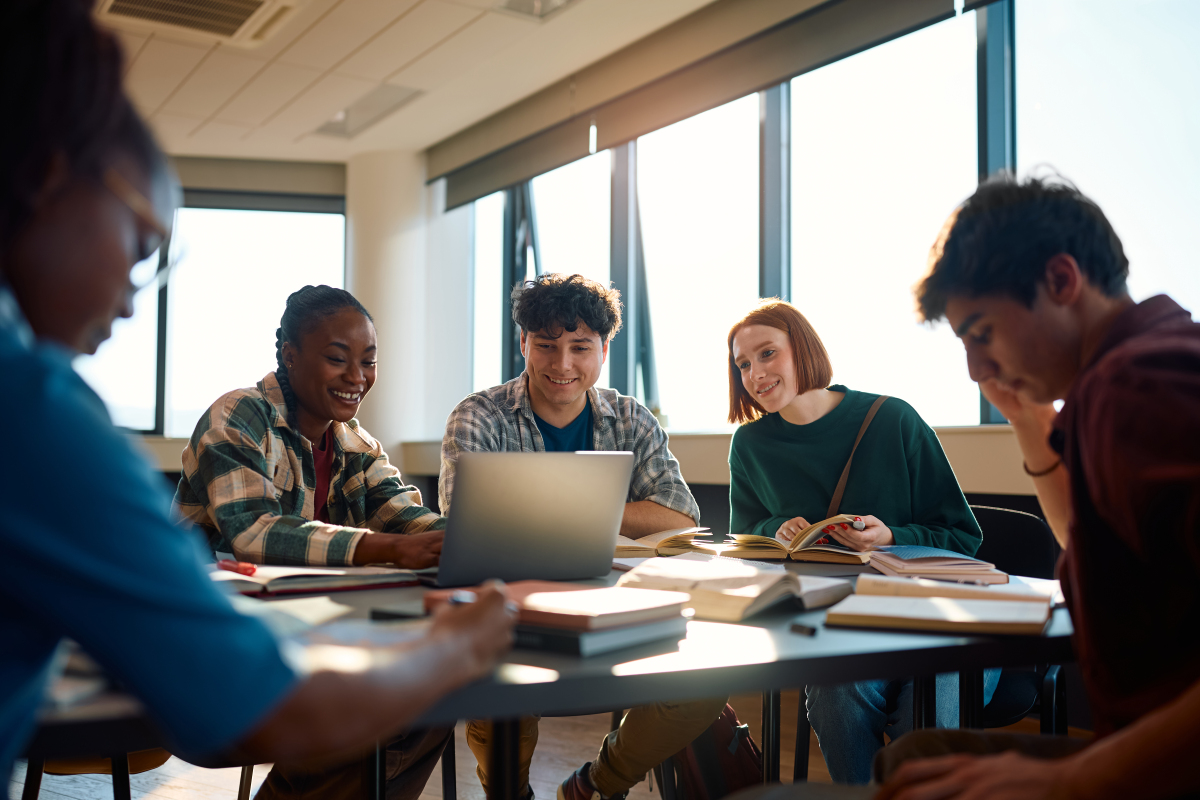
top-left (824, 573), bottom-right (1053, 635)
top-left (423, 581), bottom-right (692, 656)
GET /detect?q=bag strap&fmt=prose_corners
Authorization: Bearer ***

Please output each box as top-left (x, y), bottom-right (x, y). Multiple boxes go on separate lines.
top-left (826, 396), bottom-right (889, 519)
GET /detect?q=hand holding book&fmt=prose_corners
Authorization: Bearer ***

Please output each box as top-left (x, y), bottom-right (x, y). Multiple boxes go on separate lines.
top-left (818, 514), bottom-right (894, 551)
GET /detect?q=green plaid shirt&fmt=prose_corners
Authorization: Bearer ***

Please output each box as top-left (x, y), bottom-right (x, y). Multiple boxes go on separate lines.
top-left (174, 372), bottom-right (444, 566)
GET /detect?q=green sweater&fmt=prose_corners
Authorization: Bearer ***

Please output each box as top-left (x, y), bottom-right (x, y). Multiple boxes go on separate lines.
top-left (728, 386), bottom-right (981, 555)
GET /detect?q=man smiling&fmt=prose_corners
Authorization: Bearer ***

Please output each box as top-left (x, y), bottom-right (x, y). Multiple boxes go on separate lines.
top-left (441, 273), bottom-right (719, 800)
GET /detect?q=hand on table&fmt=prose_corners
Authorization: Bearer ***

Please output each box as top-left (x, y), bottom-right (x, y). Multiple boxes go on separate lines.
top-left (775, 516), bottom-right (811, 543)
top-left (826, 515), bottom-right (893, 551)
top-left (430, 582), bottom-right (517, 680)
top-left (390, 530), bottom-right (444, 569)
top-left (874, 751), bottom-right (1076, 800)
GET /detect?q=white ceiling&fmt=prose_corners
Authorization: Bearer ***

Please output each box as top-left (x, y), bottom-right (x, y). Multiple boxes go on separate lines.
top-left (104, 0), bottom-right (719, 163)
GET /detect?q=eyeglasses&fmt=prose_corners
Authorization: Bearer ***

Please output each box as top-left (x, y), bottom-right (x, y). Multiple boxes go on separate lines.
top-left (102, 168), bottom-right (183, 294)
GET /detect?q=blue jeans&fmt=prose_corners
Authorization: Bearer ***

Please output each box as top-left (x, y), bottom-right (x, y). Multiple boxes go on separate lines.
top-left (806, 670), bottom-right (1001, 784)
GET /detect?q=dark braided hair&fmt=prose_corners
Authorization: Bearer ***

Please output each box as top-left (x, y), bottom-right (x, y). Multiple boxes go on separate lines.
top-left (275, 285), bottom-right (374, 427)
top-left (1, 0), bottom-right (168, 260)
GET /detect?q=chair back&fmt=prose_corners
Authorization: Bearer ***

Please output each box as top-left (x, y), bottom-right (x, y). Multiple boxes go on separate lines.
top-left (970, 505), bottom-right (1060, 579)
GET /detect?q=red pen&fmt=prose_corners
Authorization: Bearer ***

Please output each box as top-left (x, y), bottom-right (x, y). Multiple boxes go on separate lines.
top-left (218, 559), bottom-right (257, 576)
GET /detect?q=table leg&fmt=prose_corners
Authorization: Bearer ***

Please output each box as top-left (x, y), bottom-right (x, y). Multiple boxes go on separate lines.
top-left (793, 688), bottom-right (810, 784)
top-left (442, 732), bottom-right (457, 800)
top-left (489, 719), bottom-right (521, 800)
top-left (959, 669), bottom-right (985, 729)
top-left (21, 757), bottom-right (44, 800)
top-left (761, 690), bottom-right (780, 783)
top-left (111, 754), bottom-right (132, 800)
top-left (912, 675), bottom-right (937, 729)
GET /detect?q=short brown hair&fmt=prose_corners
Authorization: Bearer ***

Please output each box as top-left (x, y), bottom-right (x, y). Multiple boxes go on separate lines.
top-left (727, 300), bottom-right (833, 424)
top-left (511, 273), bottom-right (622, 341)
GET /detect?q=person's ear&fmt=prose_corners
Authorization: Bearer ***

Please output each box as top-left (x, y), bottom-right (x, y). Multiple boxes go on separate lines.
top-left (519, 329), bottom-right (529, 360)
top-left (281, 341), bottom-right (297, 372)
top-left (600, 337), bottom-right (609, 364)
top-left (1043, 253), bottom-right (1084, 308)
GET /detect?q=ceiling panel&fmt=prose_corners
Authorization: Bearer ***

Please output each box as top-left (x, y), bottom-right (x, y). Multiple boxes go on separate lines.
top-left (111, 28), bottom-right (150, 71)
top-left (161, 50), bottom-right (267, 119)
top-left (189, 120), bottom-right (256, 147)
top-left (337, 1), bottom-right (479, 81)
top-left (146, 111), bottom-right (206, 150)
top-left (239, 0), bottom-right (343, 62)
top-left (387, 10), bottom-right (537, 91)
top-left (125, 38), bottom-right (212, 114)
top-left (278, 0), bottom-right (424, 71)
top-left (254, 73), bottom-right (378, 140)
top-left (215, 61), bottom-right (324, 126)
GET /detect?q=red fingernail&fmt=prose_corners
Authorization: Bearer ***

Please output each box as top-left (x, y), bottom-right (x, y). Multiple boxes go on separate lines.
top-left (854, 517), bottom-right (862, 521)
top-left (840, 523), bottom-right (848, 530)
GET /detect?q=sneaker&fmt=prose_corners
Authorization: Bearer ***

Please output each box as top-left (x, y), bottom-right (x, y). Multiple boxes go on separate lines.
top-left (557, 762), bottom-right (627, 800)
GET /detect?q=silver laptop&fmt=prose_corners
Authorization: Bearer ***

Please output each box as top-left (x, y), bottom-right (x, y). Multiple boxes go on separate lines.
top-left (433, 451), bottom-right (635, 587)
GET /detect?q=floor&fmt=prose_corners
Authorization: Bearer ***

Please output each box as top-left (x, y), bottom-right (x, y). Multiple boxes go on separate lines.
top-left (10, 691), bottom-right (1089, 800)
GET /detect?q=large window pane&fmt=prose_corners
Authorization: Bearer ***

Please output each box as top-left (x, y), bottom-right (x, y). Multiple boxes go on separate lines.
top-left (639, 94), bottom-right (760, 431)
top-left (473, 191), bottom-right (505, 393)
top-left (165, 208), bottom-right (345, 438)
top-left (790, 13), bottom-right (979, 427)
top-left (1017, 0), bottom-right (1200, 317)
top-left (531, 151), bottom-right (612, 389)
top-left (73, 270), bottom-right (159, 431)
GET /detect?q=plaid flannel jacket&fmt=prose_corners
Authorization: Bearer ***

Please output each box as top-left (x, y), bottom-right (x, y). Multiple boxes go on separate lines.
top-left (174, 372), bottom-right (444, 566)
top-left (440, 374), bottom-right (700, 523)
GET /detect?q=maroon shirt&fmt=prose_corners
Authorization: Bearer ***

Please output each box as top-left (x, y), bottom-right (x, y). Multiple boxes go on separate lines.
top-left (1054, 294), bottom-right (1200, 737)
top-left (312, 427), bottom-right (334, 524)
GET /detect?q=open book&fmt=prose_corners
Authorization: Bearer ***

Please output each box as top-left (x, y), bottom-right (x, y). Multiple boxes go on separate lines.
top-left (615, 556), bottom-right (852, 621)
top-left (614, 527), bottom-right (711, 557)
top-left (208, 564), bottom-right (418, 595)
top-left (723, 515), bottom-right (870, 563)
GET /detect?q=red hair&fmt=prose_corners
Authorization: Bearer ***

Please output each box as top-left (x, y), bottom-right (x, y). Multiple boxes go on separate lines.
top-left (727, 299), bottom-right (833, 424)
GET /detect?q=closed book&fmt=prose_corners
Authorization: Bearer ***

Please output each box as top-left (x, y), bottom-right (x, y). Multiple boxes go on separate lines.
top-left (856, 573), bottom-right (1051, 603)
top-left (209, 564), bottom-right (419, 595)
top-left (825, 594), bottom-right (1051, 635)
top-left (425, 581), bottom-right (690, 631)
top-left (868, 546), bottom-right (1008, 584)
top-left (514, 616), bottom-right (689, 657)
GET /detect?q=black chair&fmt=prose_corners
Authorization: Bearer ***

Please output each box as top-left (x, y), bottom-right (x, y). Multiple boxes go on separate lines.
top-left (789, 505), bottom-right (1068, 783)
top-left (969, 505), bottom-right (1066, 734)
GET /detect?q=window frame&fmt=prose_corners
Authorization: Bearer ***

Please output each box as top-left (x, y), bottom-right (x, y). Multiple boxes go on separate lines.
top-left (479, 1), bottom-right (1015, 428)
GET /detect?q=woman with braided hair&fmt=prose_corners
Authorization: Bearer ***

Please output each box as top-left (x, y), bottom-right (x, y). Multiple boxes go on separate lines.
top-left (1, 0), bottom-right (513, 788)
top-left (175, 284), bottom-right (445, 571)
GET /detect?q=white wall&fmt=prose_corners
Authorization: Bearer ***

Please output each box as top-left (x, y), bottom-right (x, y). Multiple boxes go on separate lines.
top-left (345, 150), bottom-right (474, 459)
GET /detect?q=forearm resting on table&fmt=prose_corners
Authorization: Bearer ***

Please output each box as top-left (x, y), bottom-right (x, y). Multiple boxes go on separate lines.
top-left (231, 627), bottom-right (486, 768)
top-left (620, 500), bottom-right (695, 539)
top-left (351, 532), bottom-right (404, 565)
top-left (1062, 677), bottom-right (1200, 800)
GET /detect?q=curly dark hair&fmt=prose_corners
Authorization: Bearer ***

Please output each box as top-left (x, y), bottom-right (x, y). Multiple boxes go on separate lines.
top-left (917, 171), bottom-right (1129, 322)
top-left (511, 273), bottom-right (623, 341)
top-left (1, 0), bottom-right (167, 258)
top-left (275, 285), bottom-right (373, 427)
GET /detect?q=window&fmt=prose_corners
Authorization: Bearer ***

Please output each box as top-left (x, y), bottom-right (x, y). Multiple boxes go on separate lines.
top-left (637, 94), bottom-right (761, 431)
top-left (789, 12), bottom-right (980, 427)
top-left (530, 151), bottom-right (612, 389)
top-left (73, 258), bottom-right (160, 431)
top-left (1017, 0), bottom-right (1200, 317)
top-left (473, 191), bottom-right (506, 393)
top-left (164, 208), bottom-right (345, 438)
top-left (75, 202), bottom-right (346, 436)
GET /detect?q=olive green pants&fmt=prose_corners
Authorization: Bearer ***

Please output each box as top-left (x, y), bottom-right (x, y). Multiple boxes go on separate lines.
top-left (467, 697), bottom-right (728, 797)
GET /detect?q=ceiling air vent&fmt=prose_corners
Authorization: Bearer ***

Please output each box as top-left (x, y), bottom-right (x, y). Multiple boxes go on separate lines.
top-left (97, 0), bottom-right (306, 48)
top-left (496, 0), bottom-right (581, 21)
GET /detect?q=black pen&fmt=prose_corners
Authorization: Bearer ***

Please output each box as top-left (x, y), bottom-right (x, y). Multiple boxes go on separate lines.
top-left (790, 621), bottom-right (819, 636)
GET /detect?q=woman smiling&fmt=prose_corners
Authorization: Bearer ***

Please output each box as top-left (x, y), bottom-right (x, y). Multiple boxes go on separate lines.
top-left (174, 284), bottom-right (444, 569)
top-left (726, 299), bottom-right (991, 785)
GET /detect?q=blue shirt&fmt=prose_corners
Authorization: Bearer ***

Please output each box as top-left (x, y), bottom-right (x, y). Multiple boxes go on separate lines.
top-left (532, 401), bottom-right (594, 453)
top-left (0, 287), bottom-right (298, 781)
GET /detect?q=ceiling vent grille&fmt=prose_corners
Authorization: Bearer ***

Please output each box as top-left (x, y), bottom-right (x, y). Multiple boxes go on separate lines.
top-left (97, 0), bottom-right (304, 47)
